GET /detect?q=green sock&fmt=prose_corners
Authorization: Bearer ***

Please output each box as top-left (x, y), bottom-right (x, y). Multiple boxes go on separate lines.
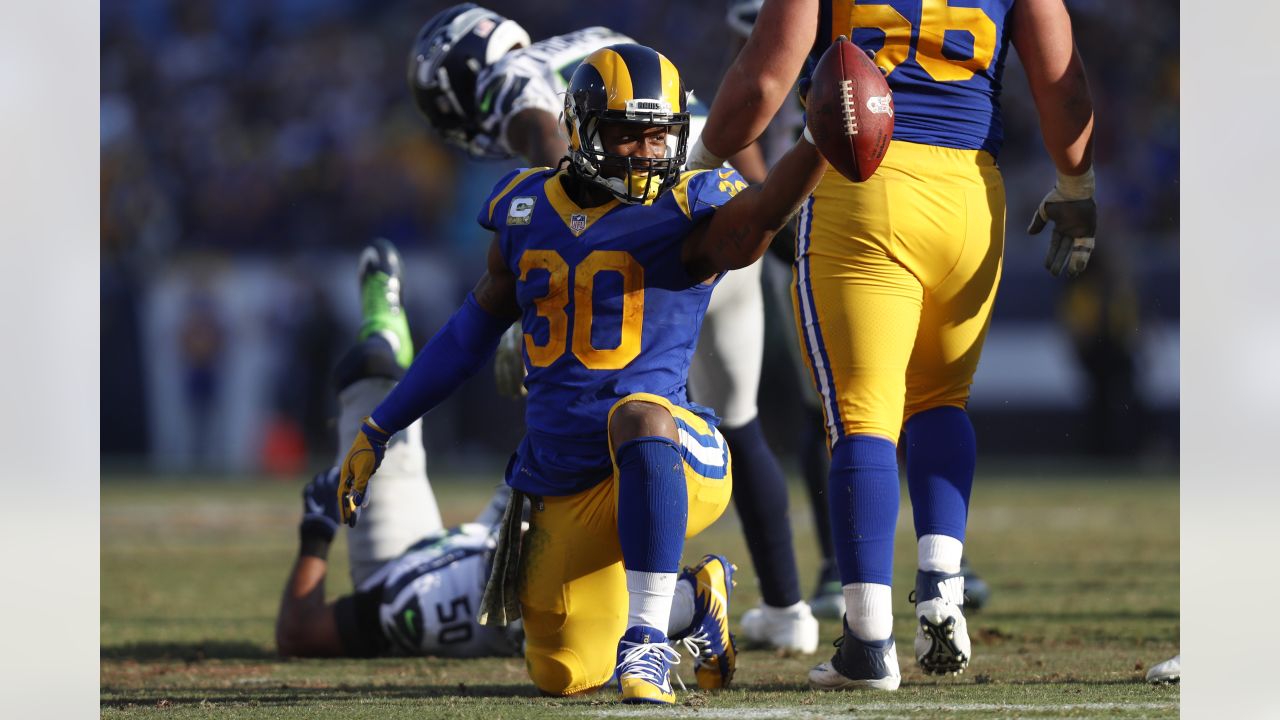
top-left (358, 271), bottom-right (414, 368)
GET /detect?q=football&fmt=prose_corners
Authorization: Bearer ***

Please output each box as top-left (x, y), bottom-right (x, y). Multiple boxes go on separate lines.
top-left (805, 36), bottom-right (894, 182)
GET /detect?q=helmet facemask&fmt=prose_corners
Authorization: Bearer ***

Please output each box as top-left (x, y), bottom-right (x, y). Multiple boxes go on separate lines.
top-left (565, 99), bottom-right (689, 205)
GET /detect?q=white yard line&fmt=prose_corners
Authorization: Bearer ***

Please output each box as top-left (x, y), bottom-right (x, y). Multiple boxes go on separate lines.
top-left (589, 701), bottom-right (1178, 719)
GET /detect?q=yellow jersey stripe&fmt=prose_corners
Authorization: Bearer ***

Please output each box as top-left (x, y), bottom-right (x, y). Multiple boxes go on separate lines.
top-left (487, 168), bottom-right (546, 224)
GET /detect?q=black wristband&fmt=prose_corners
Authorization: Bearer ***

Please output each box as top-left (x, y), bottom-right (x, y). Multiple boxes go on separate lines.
top-left (299, 528), bottom-right (333, 560)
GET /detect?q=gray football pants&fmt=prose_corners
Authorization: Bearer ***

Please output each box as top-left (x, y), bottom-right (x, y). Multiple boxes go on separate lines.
top-left (688, 260), bottom-right (765, 429)
top-left (335, 377), bottom-right (443, 586)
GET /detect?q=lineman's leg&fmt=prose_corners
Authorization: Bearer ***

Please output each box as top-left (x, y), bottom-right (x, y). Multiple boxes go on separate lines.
top-left (794, 169), bottom-right (924, 651)
top-left (690, 262), bottom-right (811, 638)
top-left (901, 155), bottom-right (1004, 556)
top-left (900, 157), bottom-right (1004, 673)
top-left (767, 255), bottom-right (842, 615)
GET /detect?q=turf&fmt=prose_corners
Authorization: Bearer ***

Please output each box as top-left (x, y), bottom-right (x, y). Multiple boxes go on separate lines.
top-left (102, 468), bottom-right (1179, 718)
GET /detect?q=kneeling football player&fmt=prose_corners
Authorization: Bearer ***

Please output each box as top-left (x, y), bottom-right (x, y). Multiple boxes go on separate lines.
top-left (335, 44), bottom-right (828, 702)
top-left (274, 240), bottom-right (736, 665)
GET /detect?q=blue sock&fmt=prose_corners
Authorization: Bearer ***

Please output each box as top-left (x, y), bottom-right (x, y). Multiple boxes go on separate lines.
top-left (828, 435), bottom-right (899, 586)
top-left (616, 437), bottom-right (688, 573)
top-left (904, 406), bottom-right (975, 541)
top-left (722, 418), bottom-right (801, 608)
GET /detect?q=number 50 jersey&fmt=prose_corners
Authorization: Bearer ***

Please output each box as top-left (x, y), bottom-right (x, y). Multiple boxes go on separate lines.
top-left (348, 524), bottom-right (519, 658)
top-left (478, 166), bottom-right (748, 497)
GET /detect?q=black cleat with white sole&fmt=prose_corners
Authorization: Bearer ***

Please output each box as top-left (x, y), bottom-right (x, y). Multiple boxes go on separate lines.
top-left (913, 570), bottom-right (972, 676)
top-left (808, 620), bottom-right (901, 691)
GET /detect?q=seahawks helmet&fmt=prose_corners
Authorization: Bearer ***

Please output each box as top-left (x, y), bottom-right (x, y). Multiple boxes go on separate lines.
top-left (407, 4), bottom-right (531, 154)
top-left (564, 44), bottom-right (690, 204)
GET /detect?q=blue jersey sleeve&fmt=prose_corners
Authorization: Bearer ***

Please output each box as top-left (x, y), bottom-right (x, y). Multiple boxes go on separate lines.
top-left (677, 168), bottom-right (749, 225)
top-left (477, 167), bottom-right (538, 231)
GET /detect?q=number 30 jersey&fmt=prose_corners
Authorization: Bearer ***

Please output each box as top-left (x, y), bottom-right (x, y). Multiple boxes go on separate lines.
top-left (471, 27), bottom-right (634, 159)
top-left (478, 167), bottom-right (748, 497)
top-left (814, 0), bottom-right (1015, 156)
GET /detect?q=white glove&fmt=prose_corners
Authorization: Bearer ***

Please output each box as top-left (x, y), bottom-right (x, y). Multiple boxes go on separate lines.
top-left (1028, 167), bottom-right (1097, 278)
top-left (494, 321), bottom-right (527, 399)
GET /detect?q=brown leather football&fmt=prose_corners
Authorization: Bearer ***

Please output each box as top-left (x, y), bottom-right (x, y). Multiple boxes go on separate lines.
top-left (805, 36), bottom-right (894, 182)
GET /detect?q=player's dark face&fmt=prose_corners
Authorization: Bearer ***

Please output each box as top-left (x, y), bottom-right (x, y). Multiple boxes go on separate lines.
top-left (596, 121), bottom-right (669, 178)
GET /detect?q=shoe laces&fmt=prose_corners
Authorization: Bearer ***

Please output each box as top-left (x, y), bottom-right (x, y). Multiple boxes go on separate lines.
top-left (618, 640), bottom-right (682, 690)
top-left (677, 628), bottom-right (715, 662)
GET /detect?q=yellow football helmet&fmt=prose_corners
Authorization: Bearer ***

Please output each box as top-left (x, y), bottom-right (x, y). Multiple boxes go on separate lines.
top-left (563, 44), bottom-right (690, 204)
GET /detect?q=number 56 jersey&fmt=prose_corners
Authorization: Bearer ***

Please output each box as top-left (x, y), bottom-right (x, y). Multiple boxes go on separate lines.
top-left (815, 0), bottom-right (1016, 156)
top-left (478, 166), bottom-right (748, 497)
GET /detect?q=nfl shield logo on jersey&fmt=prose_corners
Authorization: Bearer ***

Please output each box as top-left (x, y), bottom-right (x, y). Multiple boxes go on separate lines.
top-left (570, 213), bottom-right (587, 236)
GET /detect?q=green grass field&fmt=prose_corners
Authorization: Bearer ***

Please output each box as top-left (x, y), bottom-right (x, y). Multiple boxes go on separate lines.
top-left (102, 468), bottom-right (1179, 718)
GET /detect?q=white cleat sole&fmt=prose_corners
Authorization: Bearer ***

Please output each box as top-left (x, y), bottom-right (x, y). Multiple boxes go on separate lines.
top-left (808, 662), bottom-right (901, 691)
top-left (915, 614), bottom-right (970, 675)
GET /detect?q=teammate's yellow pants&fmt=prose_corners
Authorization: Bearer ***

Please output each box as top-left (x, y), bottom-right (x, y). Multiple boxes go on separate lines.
top-left (792, 140), bottom-right (1006, 444)
top-left (518, 393), bottom-right (732, 696)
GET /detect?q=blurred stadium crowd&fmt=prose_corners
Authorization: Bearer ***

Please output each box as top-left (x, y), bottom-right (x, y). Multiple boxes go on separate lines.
top-left (100, 0), bottom-right (1179, 475)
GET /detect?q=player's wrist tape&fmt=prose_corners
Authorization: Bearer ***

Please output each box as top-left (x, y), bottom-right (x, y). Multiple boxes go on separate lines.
top-left (801, 125), bottom-right (816, 145)
top-left (370, 292), bottom-right (510, 433)
top-left (362, 417), bottom-right (390, 443)
top-left (1055, 166), bottom-right (1095, 200)
top-left (686, 136), bottom-right (727, 170)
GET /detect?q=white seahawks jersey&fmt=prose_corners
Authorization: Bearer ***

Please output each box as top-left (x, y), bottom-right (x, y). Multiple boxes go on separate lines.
top-left (357, 524), bottom-right (516, 658)
top-left (472, 26), bottom-right (634, 159)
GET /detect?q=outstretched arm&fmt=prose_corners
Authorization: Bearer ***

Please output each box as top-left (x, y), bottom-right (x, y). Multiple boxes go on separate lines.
top-left (693, 0), bottom-right (818, 164)
top-left (683, 137), bottom-right (827, 281)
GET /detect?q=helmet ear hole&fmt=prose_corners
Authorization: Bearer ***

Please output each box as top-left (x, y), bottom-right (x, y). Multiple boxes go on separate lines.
top-left (557, 109), bottom-right (571, 146)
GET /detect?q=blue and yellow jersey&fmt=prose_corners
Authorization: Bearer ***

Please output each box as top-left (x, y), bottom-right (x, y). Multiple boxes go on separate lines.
top-left (813, 0), bottom-right (1016, 156)
top-left (477, 166), bottom-right (749, 496)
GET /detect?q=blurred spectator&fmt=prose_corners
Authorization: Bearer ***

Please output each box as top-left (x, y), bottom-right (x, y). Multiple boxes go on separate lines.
top-left (178, 284), bottom-right (227, 468)
top-left (1058, 247), bottom-right (1147, 457)
top-left (266, 269), bottom-right (343, 463)
top-left (100, 0), bottom-right (1177, 254)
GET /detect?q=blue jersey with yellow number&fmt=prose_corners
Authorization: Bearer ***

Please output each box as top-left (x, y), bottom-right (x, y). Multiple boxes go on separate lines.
top-left (477, 167), bottom-right (747, 496)
top-left (813, 0), bottom-right (1016, 156)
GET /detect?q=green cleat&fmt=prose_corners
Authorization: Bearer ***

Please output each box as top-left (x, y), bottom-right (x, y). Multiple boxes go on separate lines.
top-left (357, 238), bottom-right (414, 368)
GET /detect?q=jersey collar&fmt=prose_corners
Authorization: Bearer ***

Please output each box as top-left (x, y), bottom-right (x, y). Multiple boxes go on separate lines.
top-left (544, 171), bottom-right (621, 237)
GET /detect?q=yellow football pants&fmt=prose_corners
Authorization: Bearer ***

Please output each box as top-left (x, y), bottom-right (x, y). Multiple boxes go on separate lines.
top-left (518, 393), bottom-right (733, 696)
top-left (793, 140), bottom-right (1006, 444)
